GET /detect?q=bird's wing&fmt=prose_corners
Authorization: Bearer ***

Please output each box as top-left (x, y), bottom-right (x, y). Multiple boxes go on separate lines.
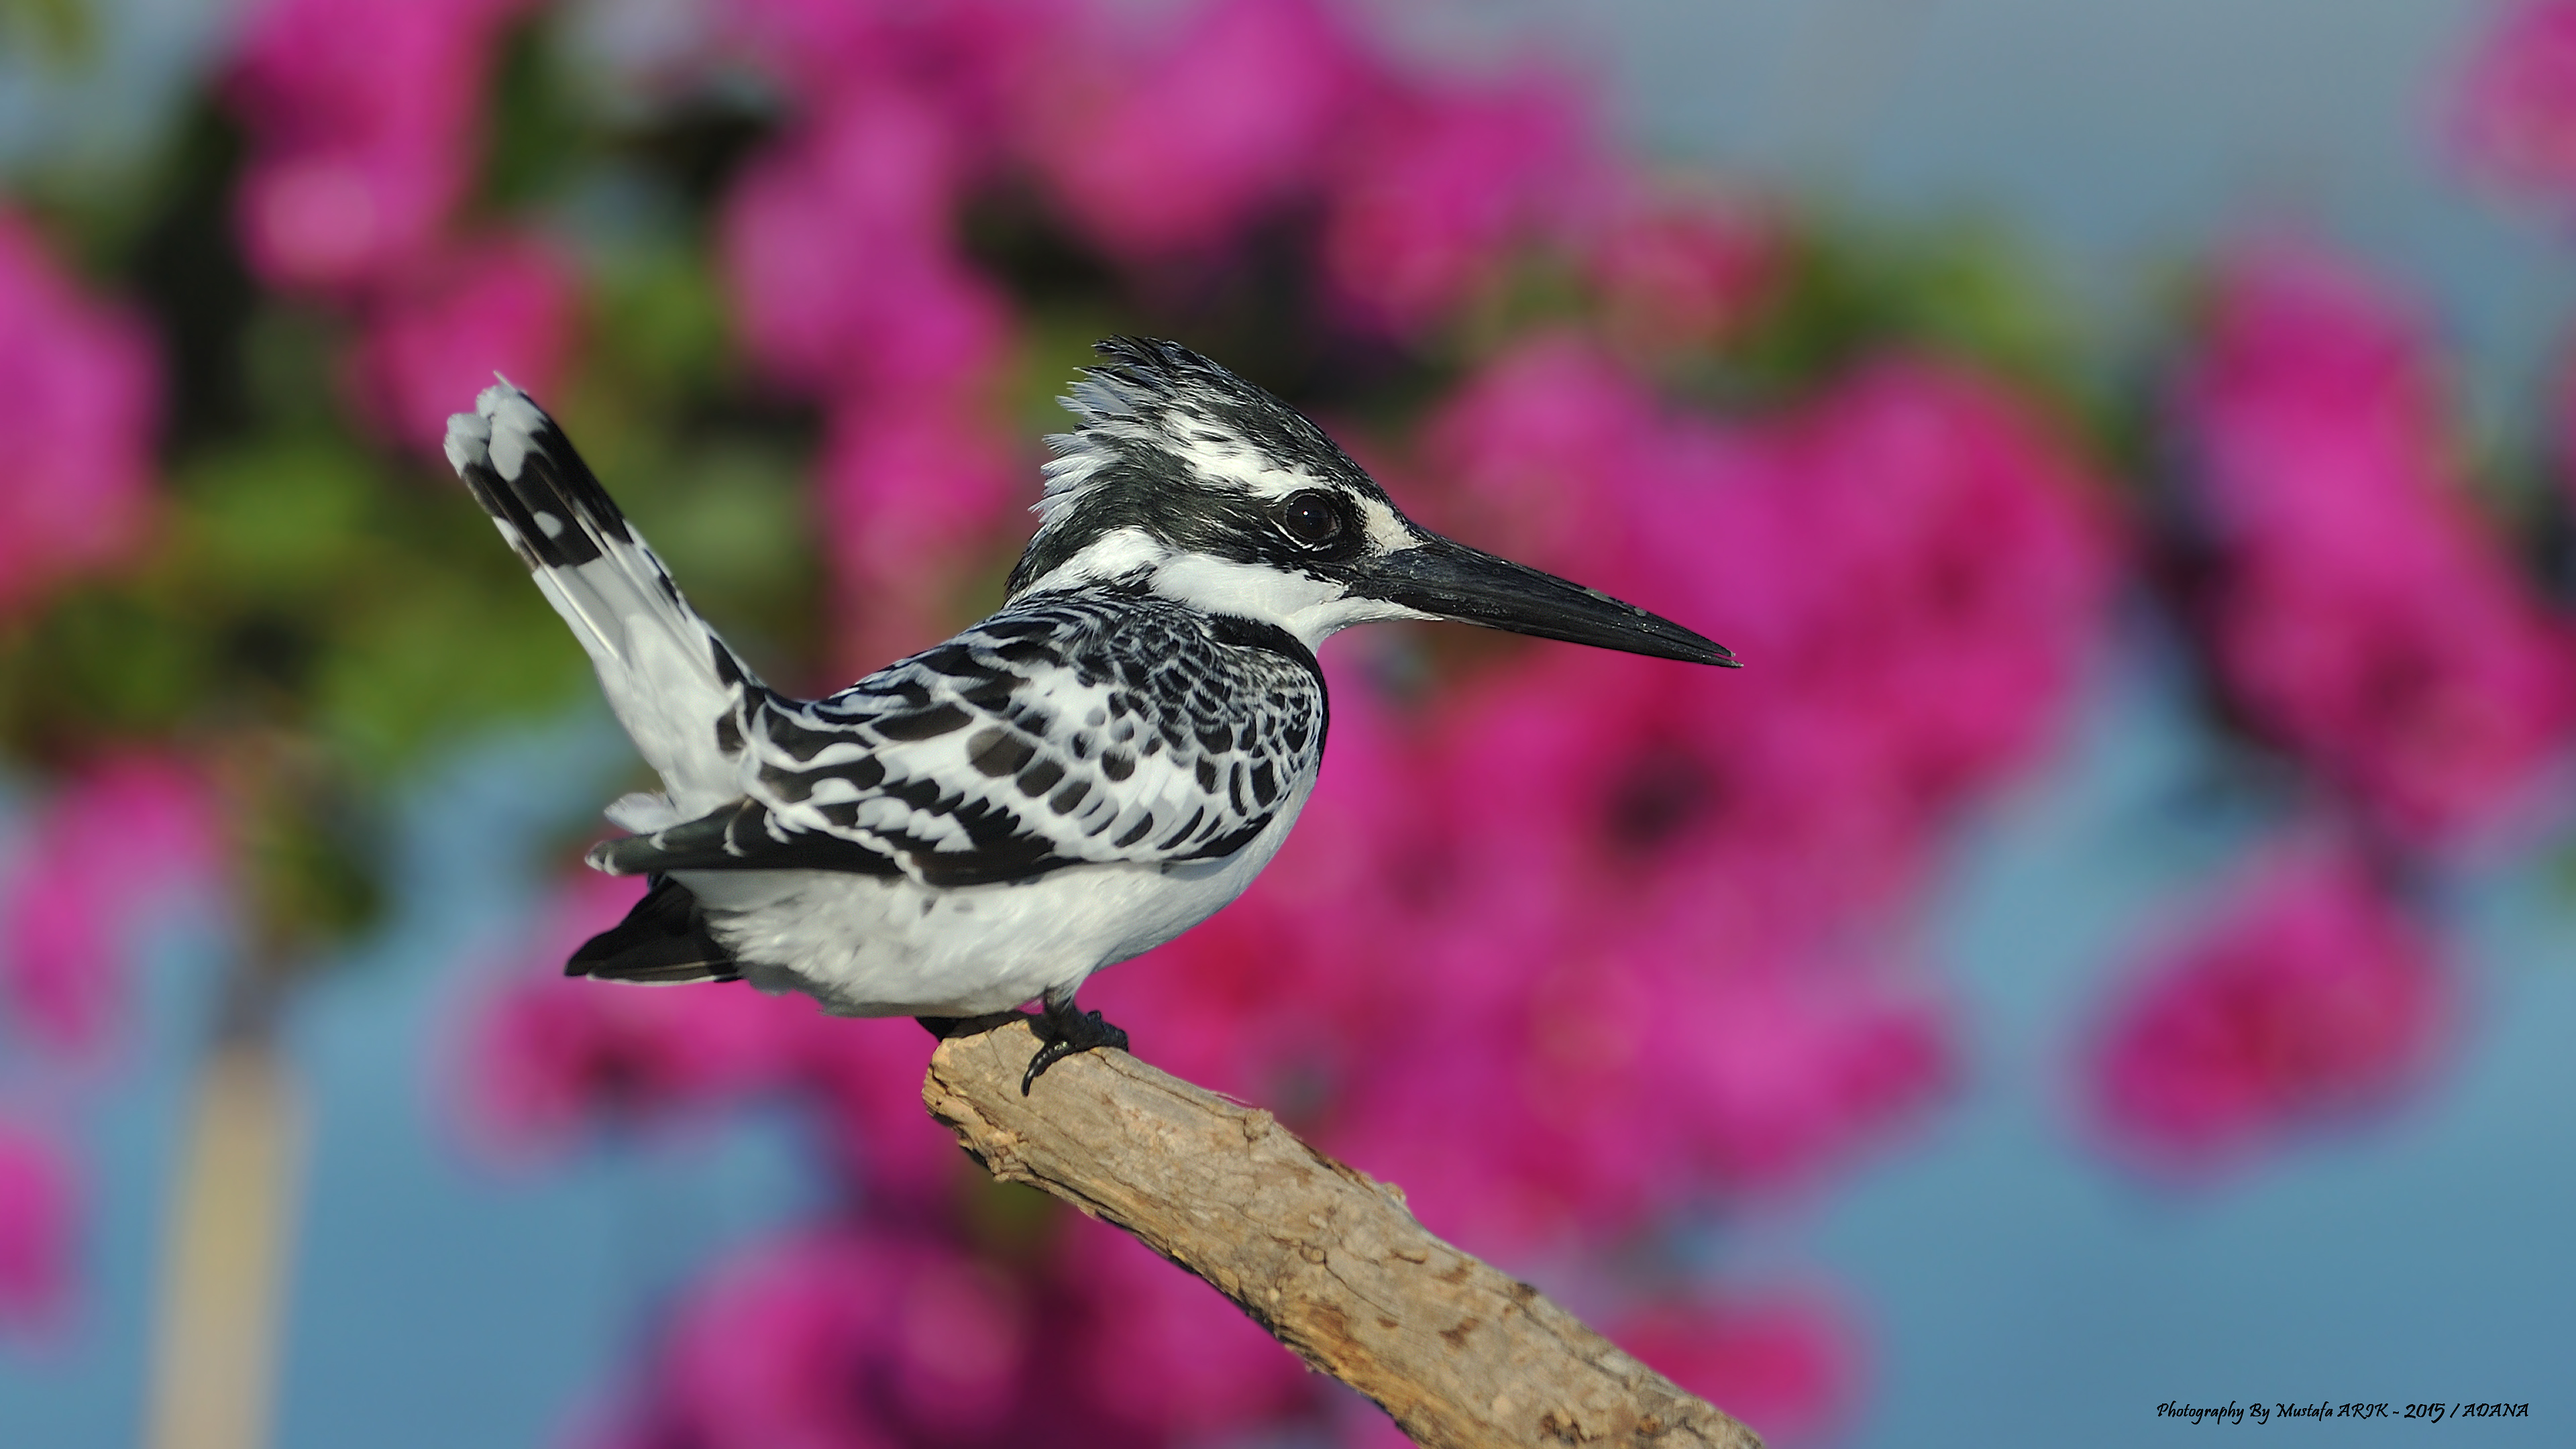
top-left (588, 595), bottom-right (1326, 888)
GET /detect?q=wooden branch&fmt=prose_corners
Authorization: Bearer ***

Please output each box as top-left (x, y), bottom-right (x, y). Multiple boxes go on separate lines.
top-left (922, 1016), bottom-right (1764, 1449)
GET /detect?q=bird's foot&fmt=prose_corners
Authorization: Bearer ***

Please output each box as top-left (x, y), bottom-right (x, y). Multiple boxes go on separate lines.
top-left (1022, 994), bottom-right (1130, 1095)
top-left (915, 1015), bottom-right (964, 1038)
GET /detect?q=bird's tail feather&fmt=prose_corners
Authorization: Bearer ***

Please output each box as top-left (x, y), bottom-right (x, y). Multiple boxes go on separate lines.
top-left (445, 380), bottom-right (755, 816)
top-left (568, 876), bottom-right (741, 985)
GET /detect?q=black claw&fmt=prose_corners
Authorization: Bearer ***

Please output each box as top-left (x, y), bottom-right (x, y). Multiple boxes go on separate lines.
top-left (1022, 994), bottom-right (1130, 1095)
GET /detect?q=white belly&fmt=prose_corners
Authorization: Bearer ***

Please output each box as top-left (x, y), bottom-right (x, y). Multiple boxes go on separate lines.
top-left (678, 777), bottom-right (1311, 1016)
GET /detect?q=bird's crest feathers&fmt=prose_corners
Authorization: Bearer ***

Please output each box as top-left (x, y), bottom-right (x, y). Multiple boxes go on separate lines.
top-left (1036, 337), bottom-right (1374, 523)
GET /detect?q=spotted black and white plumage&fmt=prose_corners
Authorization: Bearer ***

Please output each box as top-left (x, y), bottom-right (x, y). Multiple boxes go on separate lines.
top-left (446, 339), bottom-right (1731, 1087)
top-left (600, 593), bottom-right (1322, 889)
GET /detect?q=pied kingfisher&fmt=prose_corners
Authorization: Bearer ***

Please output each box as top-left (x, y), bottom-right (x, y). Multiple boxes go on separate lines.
top-left (445, 339), bottom-right (1731, 1089)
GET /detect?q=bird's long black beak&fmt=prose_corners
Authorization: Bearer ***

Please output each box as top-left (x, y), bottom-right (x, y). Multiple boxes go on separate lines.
top-left (1362, 534), bottom-right (1736, 666)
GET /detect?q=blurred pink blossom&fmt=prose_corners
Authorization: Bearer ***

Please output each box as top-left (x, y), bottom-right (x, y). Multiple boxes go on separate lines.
top-left (1650, 961), bottom-right (1949, 1192)
top-left (618, 1214), bottom-right (1313, 1448)
top-left (1420, 343), bottom-right (2118, 941)
top-left (0, 1118), bottom-right (75, 1330)
top-left (1326, 898), bottom-right (1707, 1250)
top-left (349, 231), bottom-right (577, 452)
top-left (1025, 0), bottom-right (1380, 259)
top-left (2, 754), bottom-right (222, 1056)
top-left (227, 0), bottom-right (533, 293)
top-left (460, 871), bottom-right (814, 1155)
top-left (1320, 74), bottom-right (1606, 332)
top-left (724, 0), bottom-right (1065, 138)
top-left (0, 213), bottom-right (159, 615)
top-left (1413, 332), bottom-right (1666, 582)
top-left (816, 396), bottom-right (1024, 670)
top-left (1583, 186), bottom-right (1781, 354)
top-left (1646, 357), bottom-right (2121, 835)
top-left (2451, 1), bottom-right (2576, 205)
top-left (1328, 910), bottom-right (1950, 1246)
top-left (2091, 843), bottom-right (2446, 1171)
top-left (716, 73), bottom-right (1030, 680)
top-left (785, 1015), bottom-right (952, 1207)
top-left (614, 1225), bottom-right (1036, 1449)
top-left (719, 89), bottom-right (1010, 402)
top-left (1050, 1216), bottom-right (1307, 1444)
top-left (1613, 1294), bottom-right (1856, 1447)
top-left (2180, 244), bottom-right (2574, 841)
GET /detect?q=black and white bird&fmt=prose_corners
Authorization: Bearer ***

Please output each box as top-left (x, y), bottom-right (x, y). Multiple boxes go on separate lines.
top-left (445, 338), bottom-right (1732, 1089)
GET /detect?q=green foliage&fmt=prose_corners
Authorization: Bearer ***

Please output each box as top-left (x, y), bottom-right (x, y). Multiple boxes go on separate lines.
top-left (478, 14), bottom-right (588, 217)
top-left (1722, 213), bottom-right (2085, 409)
top-left (587, 241), bottom-right (735, 405)
top-left (177, 435), bottom-right (589, 766)
top-left (0, 0), bottom-right (91, 67)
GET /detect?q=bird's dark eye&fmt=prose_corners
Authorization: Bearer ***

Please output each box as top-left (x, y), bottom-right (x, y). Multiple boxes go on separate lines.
top-left (1277, 491), bottom-right (1343, 547)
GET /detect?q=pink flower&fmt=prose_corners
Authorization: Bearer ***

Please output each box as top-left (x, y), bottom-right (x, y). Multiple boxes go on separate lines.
top-left (1740, 367), bottom-right (2108, 900)
top-left (1582, 184), bottom-right (1781, 354)
top-left (784, 1014), bottom-right (953, 1208)
top-left (226, 0), bottom-right (533, 293)
top-left (816, 395), bottom-right (1024, 672)
top-left (0, 213), bottom-right (158, 615)
top-left (719, 89), bottom-right (1010, 402)
top-left (1320, 74), bottom-right (1607, 333)
top-left (2179, 244), bottom-right (2574, 841)
top-left (1412, 332), bottom-right (1666, 583)
top-left (2, 754), bottom-right (221, 1056)
top-left (2090, 842), bottom-right (2447, 1171)
top-left (1612, 1293), bottom-right (1857, 1446)
top-left (724, 0), bottom-right (1065, 138)
top-left (1048, 1216), bottom-right (1309, 1443)
top-left (457, 871), bottom-right (815, 1155)
top-left (1025, 0), bottom-right (1381, 260)
top-left (348, 231), bottom-right (578, 453)
top-left (619, 1224), bottom-right (1034, 1449)
top-left (1329, 909), bottom-right (1951, 1246)
top-left (1418, 343), bottom-right (2118, 943)
top-left (1326, 969), bottom-right (1673, 1251)
top-left (1644, 358), bottom-right (2119, 819)
top-left (1648, 959), bottom-right (1950, 1192)
top-left (2451, 1), bottom-right (2576, 207)
top-left (0, 1119), bottom-right (76, 1330)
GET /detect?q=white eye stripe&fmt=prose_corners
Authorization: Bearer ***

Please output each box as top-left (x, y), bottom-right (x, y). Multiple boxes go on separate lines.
top-left (1182, 449), bottom-right (1316, 500)
top-left (1234, 466), bottom-right (1322, 500)
top-left (1360, 499), bottom-right (1417, 552)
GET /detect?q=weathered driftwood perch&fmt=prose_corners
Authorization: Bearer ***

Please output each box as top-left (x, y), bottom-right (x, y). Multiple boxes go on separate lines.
top-left (922, 1016), bottom-right (1764, 1449)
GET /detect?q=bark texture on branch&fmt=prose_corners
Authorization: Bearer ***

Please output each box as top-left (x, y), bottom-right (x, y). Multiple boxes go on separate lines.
top-left (922, 1016), bottom-right (1764, 1449)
